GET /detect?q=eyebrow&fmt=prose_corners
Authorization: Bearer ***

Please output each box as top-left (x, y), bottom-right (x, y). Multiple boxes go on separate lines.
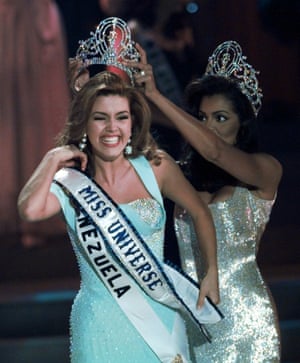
top-left (199, 109), bottom-right (230, 114)
top-left (91, 110), bottom-right (130, 116)
top-left (213, 110), bottom-right (230, 114)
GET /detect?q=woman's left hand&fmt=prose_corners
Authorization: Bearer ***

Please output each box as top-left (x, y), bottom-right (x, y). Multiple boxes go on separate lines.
top-left (197, 269), bottom-right (220, 308)
top-left (125, 43), bottom-right (158, 97)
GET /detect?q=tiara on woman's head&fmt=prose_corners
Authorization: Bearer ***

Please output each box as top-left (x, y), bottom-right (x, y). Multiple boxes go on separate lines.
top-left (76, 17), bottom-right (140, 84)
top-left (205, 41), bottom-right (263, 116)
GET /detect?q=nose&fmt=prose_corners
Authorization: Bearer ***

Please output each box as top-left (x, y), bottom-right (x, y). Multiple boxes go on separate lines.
top-left (202, 117), bottom-right (214, 130)
top-left (106, 118), bottom-right (118, 131)
top-left (203, 118), bottom-right (220, 137)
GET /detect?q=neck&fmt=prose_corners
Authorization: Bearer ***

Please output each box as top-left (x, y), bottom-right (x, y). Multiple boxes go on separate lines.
top-left (93, 156), bottom-right (131, 186)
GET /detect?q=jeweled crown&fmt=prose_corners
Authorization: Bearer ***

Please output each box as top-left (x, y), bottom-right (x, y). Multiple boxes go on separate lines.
top-left (205, 41), bottom-right (263, 116)
top-left (76, 17), bottom-right (140, 84)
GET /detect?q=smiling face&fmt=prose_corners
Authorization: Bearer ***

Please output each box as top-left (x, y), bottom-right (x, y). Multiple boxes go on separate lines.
top-left (198, 94), bottom-right (240, 145)
top-left (86, 95), bottom-right (132, 162)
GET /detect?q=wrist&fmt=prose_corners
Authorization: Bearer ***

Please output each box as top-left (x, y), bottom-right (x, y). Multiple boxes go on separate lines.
top-left (43, 149), bottom-right (63, 171)
top-left (206, 264), bottom-right (218, 276)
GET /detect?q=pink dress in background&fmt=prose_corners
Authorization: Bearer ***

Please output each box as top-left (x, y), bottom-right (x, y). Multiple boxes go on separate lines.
top-left (0, 0), bottom-right (70, 240)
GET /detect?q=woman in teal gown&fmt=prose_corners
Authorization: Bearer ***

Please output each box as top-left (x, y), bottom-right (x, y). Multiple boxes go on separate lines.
top-left (18, 71), bottom-right (220, 363)
top-left (51, 155), bottom-right (187, 362)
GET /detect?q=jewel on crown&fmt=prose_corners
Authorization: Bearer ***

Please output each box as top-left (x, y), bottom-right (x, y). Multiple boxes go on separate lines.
top-left (76, 17), bottom-right (140, 84)
top-left (205, 41), bottom-right (263, 116)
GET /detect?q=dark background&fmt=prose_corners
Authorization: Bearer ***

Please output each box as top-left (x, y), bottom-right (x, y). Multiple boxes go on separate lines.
top-left (1, 0), bottom-right (299, 283)
top-left (0, 2), bottom-right (299, 361)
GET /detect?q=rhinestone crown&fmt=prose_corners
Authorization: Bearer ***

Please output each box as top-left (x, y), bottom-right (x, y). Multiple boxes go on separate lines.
top-left (205, 40), bottom-right (263, 116)
top-left (76, 17), bottom-right (140, 84)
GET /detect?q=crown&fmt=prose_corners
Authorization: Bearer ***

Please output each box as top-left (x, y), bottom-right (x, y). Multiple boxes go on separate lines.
top-left (205, 41), bottom-right (263, 116)
top-left (76, 17), bottom-right (140, 84)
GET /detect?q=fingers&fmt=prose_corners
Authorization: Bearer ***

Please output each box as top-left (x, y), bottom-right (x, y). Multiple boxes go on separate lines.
top-left (196, 273), bottom-right (220, 309)
top-left (207, 290), bottom-right (220, 305)
top-left (78, 153), bottom-right (88, 171)
top-left (68, 145), bottom-right (88, 171)
top-left (135, 64), bottom-right (153, 81)
top-left (56, 145), bottom-right (88, 171)
top-left (136, 43), bottom-right (147, 64)
top-left (123, 43), bottom-right (157, 94)
top-left (197, 289), bottom-right (220, 310)
top-left (197, 287), bottom-right (207, 309)
top-left (124, 43), bottom-right (149, 74)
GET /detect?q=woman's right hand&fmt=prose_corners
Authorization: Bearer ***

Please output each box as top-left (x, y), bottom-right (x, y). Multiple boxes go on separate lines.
top-left (18, 145), bottom-right (88, 221)
top-left (47, 145), bottom-right (88, 172)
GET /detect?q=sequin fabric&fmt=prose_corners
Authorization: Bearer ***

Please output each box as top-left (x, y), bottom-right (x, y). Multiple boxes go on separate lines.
top-left (64, 196), bottom-right (186, 363)
top-left (68, 198), bottom-right (180, 363)
top-left (127, 198), bottom-right (164, 258)
top-left (175, 187), bottom-right (281, 362)
top-left (51, 155), bottom-right (191, 363)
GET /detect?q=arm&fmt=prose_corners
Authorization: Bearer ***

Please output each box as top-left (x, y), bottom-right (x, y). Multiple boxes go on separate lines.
top-left (18, 145), bottom-right (87, 221)
top-left (131, 45), bottom-right (282, 200)
top-left (152, 153), bottom-right (219, 307)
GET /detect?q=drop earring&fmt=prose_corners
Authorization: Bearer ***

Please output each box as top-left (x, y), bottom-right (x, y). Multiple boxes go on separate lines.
top-left (79, 133), bottom-right (87, 151)
top-left (124, 137), bottom-right (132, 156)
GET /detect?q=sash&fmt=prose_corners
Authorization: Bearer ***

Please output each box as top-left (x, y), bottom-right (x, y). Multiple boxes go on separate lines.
top-left (54, 168), bottom-right (223, 362)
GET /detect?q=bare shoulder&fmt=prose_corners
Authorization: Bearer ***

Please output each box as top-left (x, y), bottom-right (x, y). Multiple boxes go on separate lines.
top-left (150, 150), bottom-right (178, 173)
top-left (257, 151), bottom-right (281, 165)
top-left (255, 152), bottom-right (282, 177)
top-left (149, 151), bottom-right (182, 187)
top-left (252, 152), bottom-right (283, 199)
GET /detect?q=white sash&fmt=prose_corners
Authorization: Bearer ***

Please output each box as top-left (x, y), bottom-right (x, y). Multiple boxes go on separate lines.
top-left (67, 216), bottom-right (188, 363)
top-left (54, 168), bottom-right (223, 362)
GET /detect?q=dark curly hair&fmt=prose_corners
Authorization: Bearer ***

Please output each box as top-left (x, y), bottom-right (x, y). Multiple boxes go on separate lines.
top-left (180, 75), bottom-right (259, 192)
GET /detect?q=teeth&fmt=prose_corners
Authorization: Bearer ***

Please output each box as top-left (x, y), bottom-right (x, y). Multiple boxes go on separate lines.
top-left (102, 137), bottom-right (119, 144)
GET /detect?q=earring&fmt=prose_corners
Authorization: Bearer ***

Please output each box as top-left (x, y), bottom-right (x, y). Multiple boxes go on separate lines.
top-left (124, 137), bottom-right (132, 156)
top-left (79, 133), bottom-right (87, 151)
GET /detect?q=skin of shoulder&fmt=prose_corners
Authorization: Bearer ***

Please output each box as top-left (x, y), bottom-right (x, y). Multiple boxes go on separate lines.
top-left (150, 151), bottom-right (207, 219)
top-left (230, 150), bottom-right (282, 200)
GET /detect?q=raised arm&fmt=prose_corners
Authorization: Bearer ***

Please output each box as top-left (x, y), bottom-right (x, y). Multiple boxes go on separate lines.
top-left (152, 153), bottom-right (219, 306)
top-left (18, 146), bottom-right (87, 221)
top-left (130, 45), bottom-right (282, 200)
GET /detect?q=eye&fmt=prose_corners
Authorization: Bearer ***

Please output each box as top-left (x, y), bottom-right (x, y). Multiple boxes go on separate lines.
top-left (216, 114), bottom-right (228, 123)
top-left (117, 114), bottom-right (130, 121)
top-left (93, 115), bottom-right (106, 121)
top-left (197, 112), bottom-right (206, 122)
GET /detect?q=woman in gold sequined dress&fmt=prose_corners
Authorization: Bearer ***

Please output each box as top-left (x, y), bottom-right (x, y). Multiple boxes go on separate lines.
top-left (132, 41), bottom-right (282, 362)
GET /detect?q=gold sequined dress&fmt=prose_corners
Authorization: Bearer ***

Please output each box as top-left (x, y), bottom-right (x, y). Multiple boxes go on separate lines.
top-left (174, 187), bottom-right (280, 362)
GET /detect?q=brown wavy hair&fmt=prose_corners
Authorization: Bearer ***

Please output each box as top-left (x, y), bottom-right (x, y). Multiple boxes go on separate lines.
top-left (56, 71), bottom-right (161, 176)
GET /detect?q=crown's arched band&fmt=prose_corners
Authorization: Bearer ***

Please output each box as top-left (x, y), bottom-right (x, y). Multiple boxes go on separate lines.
top-left (205, 41), bottom-right (263, 116)
top-left (76, 17), bottom-right (140, 84)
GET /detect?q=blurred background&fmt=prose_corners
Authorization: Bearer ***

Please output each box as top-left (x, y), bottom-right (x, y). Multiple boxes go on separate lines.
top-left (0, 0), bottom-right (299, 362)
